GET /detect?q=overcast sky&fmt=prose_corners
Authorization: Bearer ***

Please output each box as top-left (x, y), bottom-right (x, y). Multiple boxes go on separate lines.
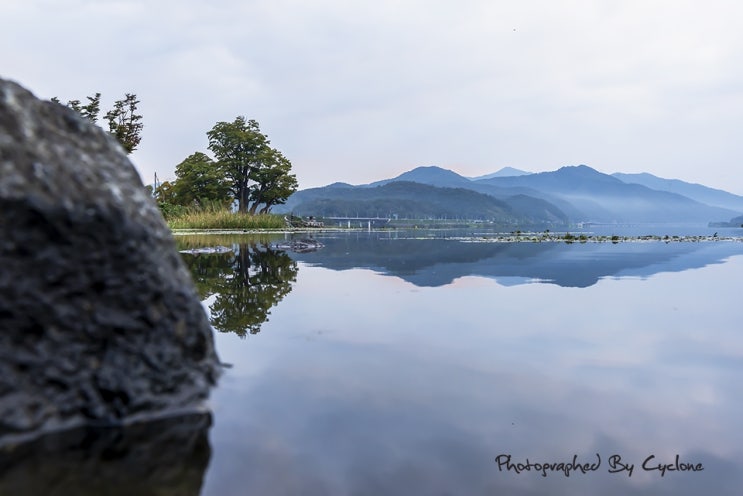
top-left (2, 0), bottom-right (743, 194)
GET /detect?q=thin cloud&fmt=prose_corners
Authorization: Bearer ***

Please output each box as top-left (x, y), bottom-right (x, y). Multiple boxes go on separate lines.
top-left (2, 0), bottom-right (742, 193)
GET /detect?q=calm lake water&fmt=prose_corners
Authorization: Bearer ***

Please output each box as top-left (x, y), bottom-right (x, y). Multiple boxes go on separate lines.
top-left (188, 230), bottom-right (743, 496)
top-left (2, 229), bottom-right (742, 495)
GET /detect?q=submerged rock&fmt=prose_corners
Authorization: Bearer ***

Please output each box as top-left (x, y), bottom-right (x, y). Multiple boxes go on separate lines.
top-left (179, 245), bottom-right (233, 255)
top-left (0, 78), bottom-right (220, 444)
top-left (273, 238), bottom-right (325, 253)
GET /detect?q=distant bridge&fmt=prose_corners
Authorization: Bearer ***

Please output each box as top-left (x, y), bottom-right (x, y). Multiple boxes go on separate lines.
top-left (324, 217), bottom-right (391, 228)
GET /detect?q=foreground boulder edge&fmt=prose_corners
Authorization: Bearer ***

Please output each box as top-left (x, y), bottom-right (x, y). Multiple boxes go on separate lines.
top-left (0, 78), bottom-right (220, 442)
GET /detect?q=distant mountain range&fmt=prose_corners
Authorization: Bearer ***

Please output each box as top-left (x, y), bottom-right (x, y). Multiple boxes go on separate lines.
top-left (468, 166), bottom-right (531, 180)
top-left (278, 165), bottom-right (743, 226)
top-left (611, 172), bottom-right (743, 212)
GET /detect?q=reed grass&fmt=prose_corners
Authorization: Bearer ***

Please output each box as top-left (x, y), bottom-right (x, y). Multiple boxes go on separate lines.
top-left (166, 208), bottom-right (285, 230)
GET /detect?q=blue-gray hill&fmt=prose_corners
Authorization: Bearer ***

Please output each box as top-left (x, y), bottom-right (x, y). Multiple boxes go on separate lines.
top-left (278, 164), bottom-right (739, 225)
top-left (279, 180), bottom-right (567, 225)
top-left (612, 172), bottom-right (743, 213)
top-left (475, 165), bottom-right (738, 223)
top-left (469, 167), bottom-right (531, 180)
top-left (364, 165), bottom-right (473, 188)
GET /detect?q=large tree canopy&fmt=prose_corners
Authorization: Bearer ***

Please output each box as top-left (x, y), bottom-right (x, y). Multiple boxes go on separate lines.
top-left (172, 152), bottom-right (231, 207)
top-left (206, 116), bottom-right (297, 213)
top-left (250, 152), bottom-right (299, 214)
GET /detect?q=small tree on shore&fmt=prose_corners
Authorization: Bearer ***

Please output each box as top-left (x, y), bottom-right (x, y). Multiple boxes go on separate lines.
top-left (52, 92), bottom-right (143, 154)
top-left (105, 93), bottom-right (143, 154)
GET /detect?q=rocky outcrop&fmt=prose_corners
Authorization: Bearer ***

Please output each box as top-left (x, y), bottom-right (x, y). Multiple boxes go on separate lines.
top-left (273, 238), bottom-right (325, 253)
top-left (0, 78), bottom-right (220, 444)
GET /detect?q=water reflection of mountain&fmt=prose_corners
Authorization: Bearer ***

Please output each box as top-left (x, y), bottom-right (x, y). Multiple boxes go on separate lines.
top-left (289, 234), bottom-right (743, 288)
top-left (179, 241), bottom-right (298, 336)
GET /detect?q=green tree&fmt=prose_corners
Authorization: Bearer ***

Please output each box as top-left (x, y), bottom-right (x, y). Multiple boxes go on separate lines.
top-left (152, 180), bottom-right (186, 219)
top-left (154, 180), bottom-right (177, 204)
top-left (250, 151), bottom-right (298, 214)
top-left (206, 117), bottom-right (297, 213)
top-left (52, 92), bottom-right (142, 154)
top-left (53, 93), bottom-right (102, 123)
top-left (172, 152), bottom-right (231, 208)
top-left (105, 93), bottom-right (143, 154)
top-left (179, 242), bottom-right (298, 336)
top-left (206, 117), bottom-right (266, 213)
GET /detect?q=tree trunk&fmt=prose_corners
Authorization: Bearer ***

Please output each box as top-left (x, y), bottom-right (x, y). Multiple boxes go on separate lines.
top-left (237, 185), bottom-right (250, 213)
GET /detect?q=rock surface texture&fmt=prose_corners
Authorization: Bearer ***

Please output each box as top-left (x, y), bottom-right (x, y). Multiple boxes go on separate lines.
top-left (0, 78), bottom-right (220, 443)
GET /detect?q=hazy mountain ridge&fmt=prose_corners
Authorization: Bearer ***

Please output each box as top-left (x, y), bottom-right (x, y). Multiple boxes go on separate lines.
top-left (281, 180), bottom-right (567, 224)
top-left (469, 166), bottom-right (531, 180)
top-left (710, 214), bottom-right (743, 228)
top-left (363, 166), bottom-right (473, 188)
top-left (611, 172), bottom-right (743, 212)
top-left (279, 165), bottom-right (741, 225)
top-left (476, 165), bottom-right (738, 223)
top-left (288, 181), bottom-right (512, 220)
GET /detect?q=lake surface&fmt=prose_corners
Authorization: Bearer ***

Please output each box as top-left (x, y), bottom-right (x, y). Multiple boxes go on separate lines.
top-left (3, 229), bottom-right (742, 495)
top-left (191, 230), bottom-right (743, 495)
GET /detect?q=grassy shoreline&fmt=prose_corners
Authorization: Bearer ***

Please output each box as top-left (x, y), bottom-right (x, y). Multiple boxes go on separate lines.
top-left (164, 210), bottom-right (742, 242)
top-left (165, 210), bottom-right (286, 230)
top-left (169, 227), bottom-right (743, 244)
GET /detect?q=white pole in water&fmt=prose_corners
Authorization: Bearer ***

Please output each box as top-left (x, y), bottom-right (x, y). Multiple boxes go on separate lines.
top-left (368, 220), bottom-right (371, 231)
top-left (348, 220), bottom-right (351, 229)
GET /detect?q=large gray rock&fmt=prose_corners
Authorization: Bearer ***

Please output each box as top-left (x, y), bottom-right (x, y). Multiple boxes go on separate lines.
top-left (0, 78), bottom-right (220, 443)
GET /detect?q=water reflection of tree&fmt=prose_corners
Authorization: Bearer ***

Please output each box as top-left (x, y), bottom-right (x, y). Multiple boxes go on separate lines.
top-left (182, 243), bottom-right (297, 337)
